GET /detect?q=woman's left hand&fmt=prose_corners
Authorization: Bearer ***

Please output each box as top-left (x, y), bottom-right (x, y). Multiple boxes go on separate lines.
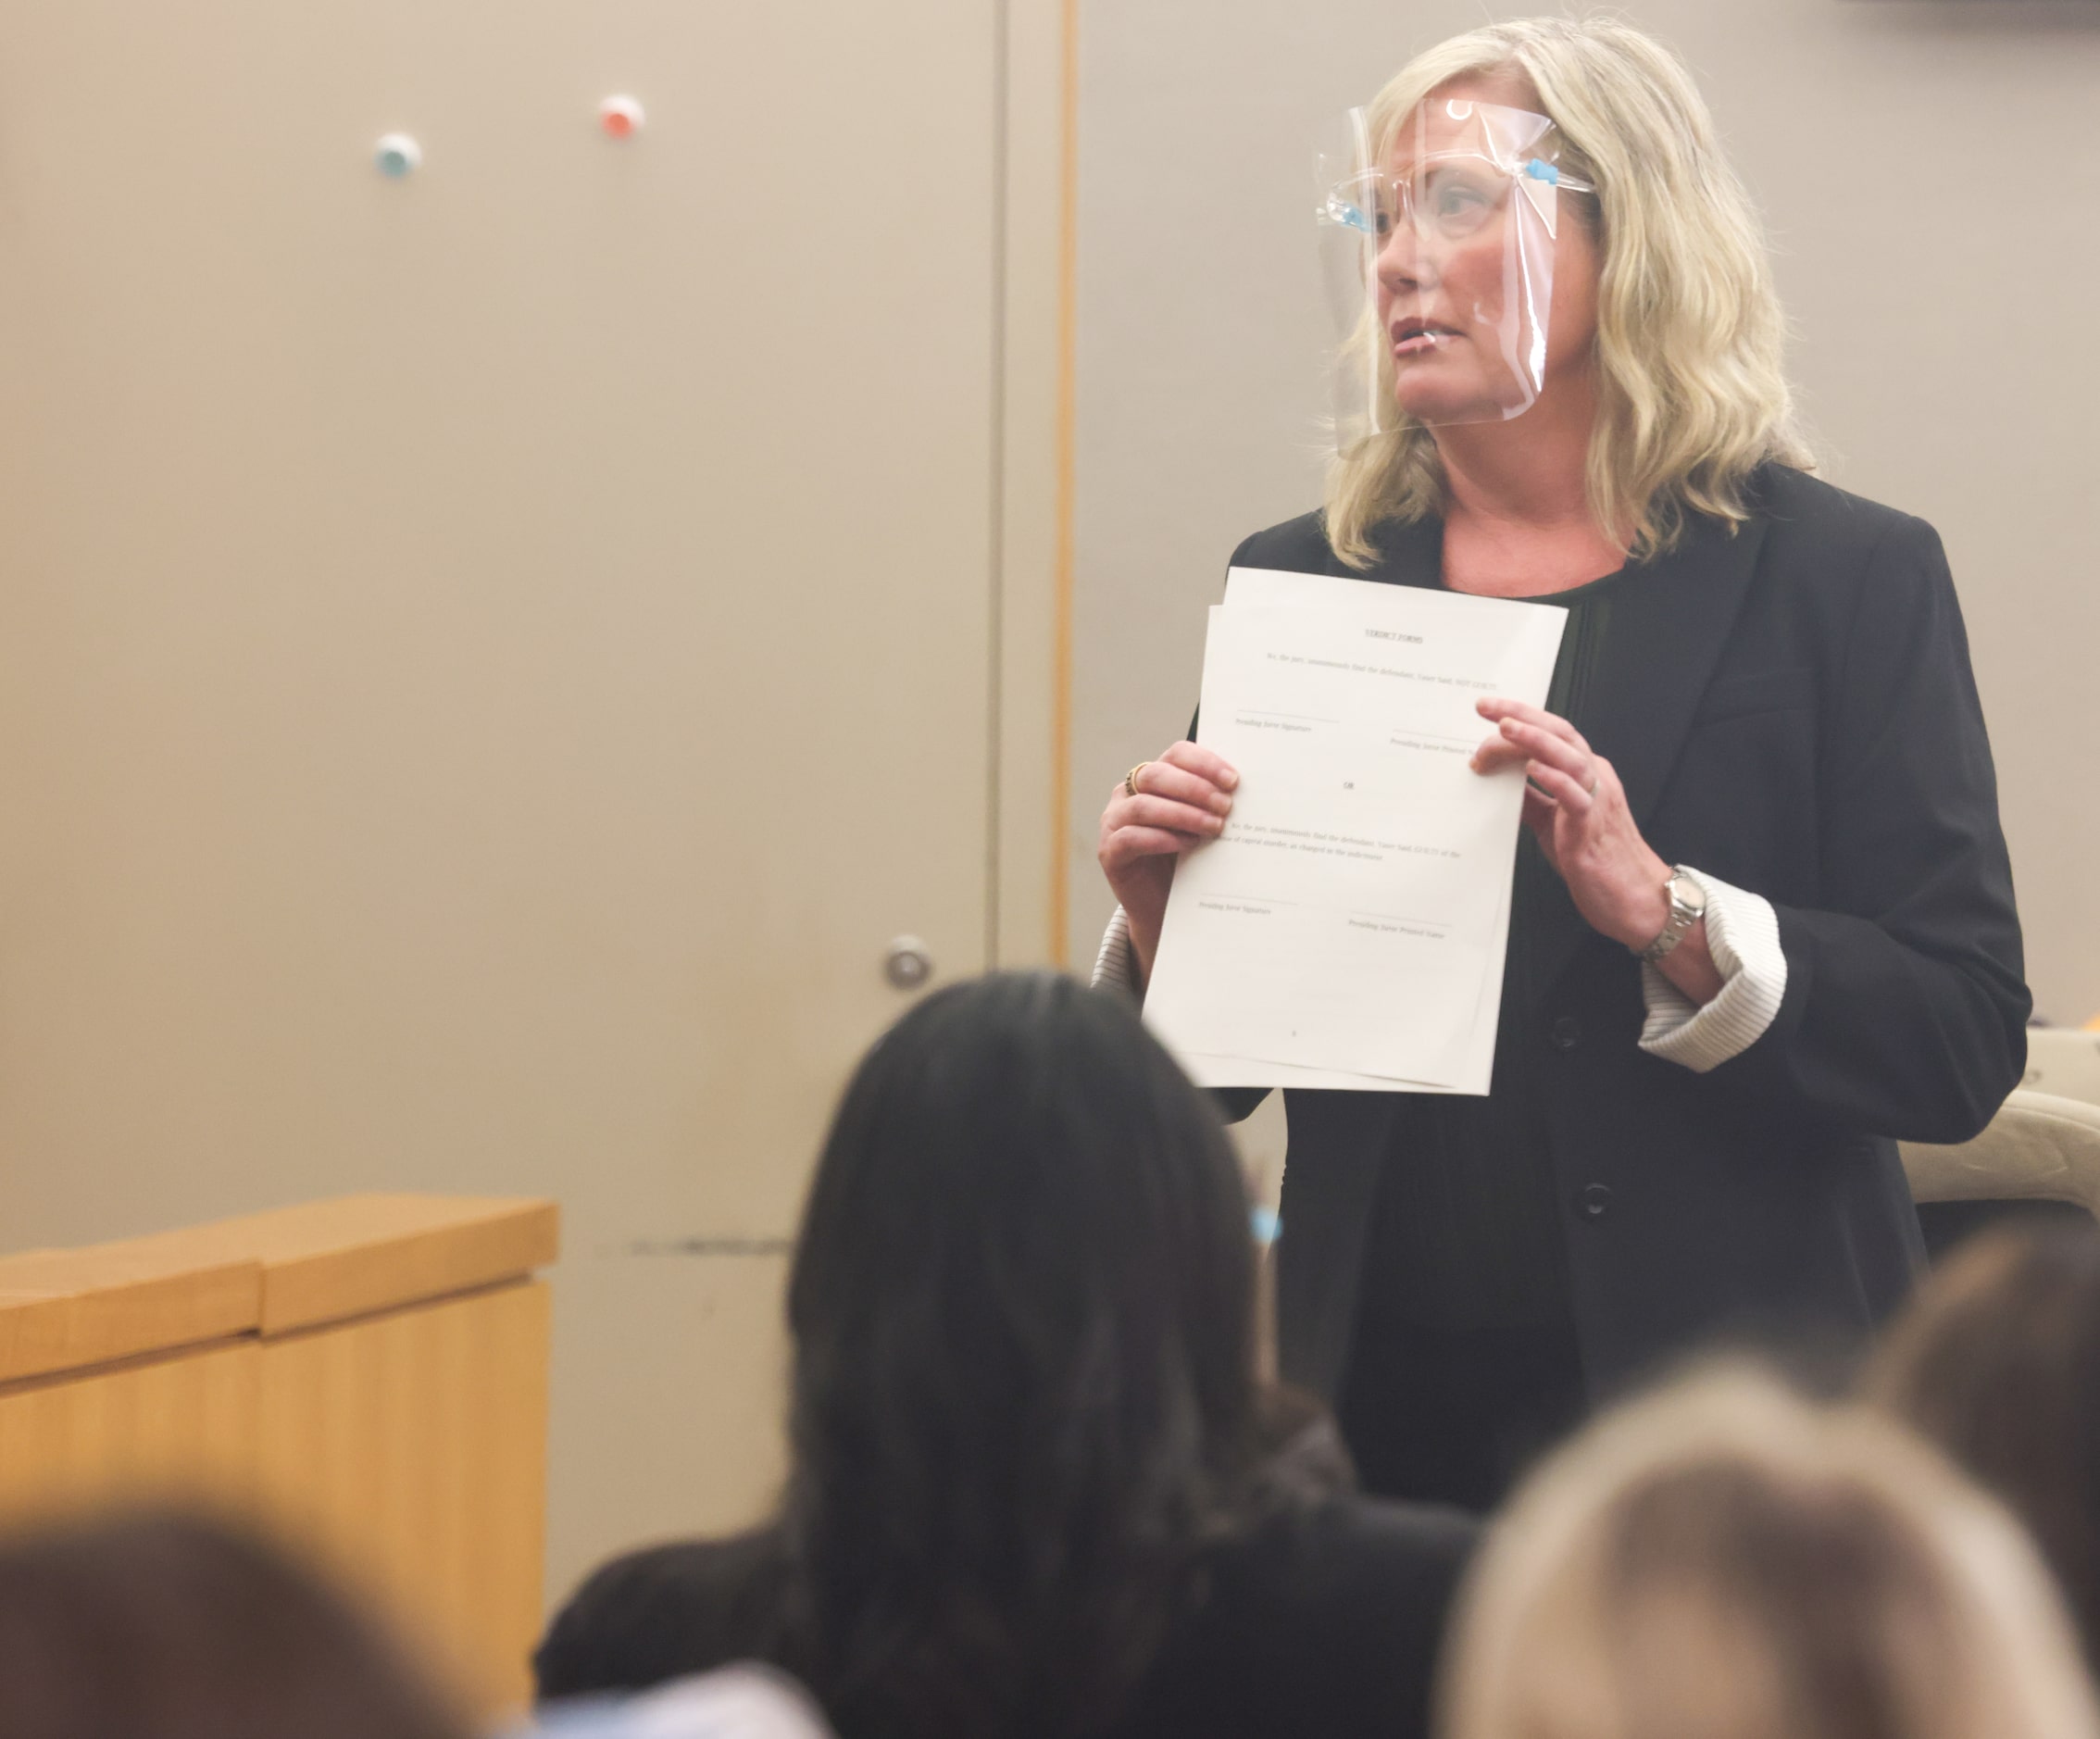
top-left (1470, 697), bottom-right (1672, 953)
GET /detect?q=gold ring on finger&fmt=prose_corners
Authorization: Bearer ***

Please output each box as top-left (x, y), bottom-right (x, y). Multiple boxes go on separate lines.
top-left (1124, 762), bottom-right (1149, 799)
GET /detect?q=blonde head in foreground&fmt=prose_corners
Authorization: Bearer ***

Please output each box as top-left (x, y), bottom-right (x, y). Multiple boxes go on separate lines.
top-left (1325, 17), bottom-right (1810, 569)
top-left (1439, 1370), bottom-right (2100, 1739)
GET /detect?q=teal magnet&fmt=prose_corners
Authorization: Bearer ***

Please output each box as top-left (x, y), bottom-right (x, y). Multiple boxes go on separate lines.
top-left (374, 133), bottom-right (422, 178)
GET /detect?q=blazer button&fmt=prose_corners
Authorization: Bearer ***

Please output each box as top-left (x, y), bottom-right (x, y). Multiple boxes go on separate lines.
top-left (1574, 1182), bottom-right (1612, 1222)
top-left (1549, 1015), bottom-right (1581, 1052)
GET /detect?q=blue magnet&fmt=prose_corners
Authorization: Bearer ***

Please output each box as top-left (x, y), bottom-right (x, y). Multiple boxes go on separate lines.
top-left (1523, 158), bottom-right (1560, 185)
top-left (374, 133), bottom-right (422, 178)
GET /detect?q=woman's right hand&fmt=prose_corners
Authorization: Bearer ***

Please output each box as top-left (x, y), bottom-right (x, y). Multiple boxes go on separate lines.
top-left (1096, 742), bottom-right (1239, 981)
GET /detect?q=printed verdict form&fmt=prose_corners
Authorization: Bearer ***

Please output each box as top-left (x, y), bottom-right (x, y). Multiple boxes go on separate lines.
top-left (1143, 570), bottom-right (1567, 1091)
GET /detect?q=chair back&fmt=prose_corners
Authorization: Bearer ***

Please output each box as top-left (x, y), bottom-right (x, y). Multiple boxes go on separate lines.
top-left (1901, 1090), bottom-right (2100, 1222)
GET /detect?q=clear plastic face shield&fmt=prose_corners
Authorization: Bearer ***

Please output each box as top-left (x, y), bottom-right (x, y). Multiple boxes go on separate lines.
top-left (1316, 97), bottom-right (1591, 448)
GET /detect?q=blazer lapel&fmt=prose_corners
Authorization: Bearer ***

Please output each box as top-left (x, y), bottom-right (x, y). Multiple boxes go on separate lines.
top-left (1589, 514), bottom-right (1769, 830)
top-left (1530, 510), bottom-right (1770, 1003)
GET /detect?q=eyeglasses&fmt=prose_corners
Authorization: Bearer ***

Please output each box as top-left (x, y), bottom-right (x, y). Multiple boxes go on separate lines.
top-left (1320, 156), bottom-right (1593, 245)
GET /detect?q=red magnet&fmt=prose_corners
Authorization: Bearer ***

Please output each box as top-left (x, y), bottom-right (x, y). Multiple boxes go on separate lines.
top-left (599, 95), bottom-right (644, 139)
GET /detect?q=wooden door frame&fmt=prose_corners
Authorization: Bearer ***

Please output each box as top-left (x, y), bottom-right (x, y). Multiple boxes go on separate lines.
top-left (992, 0), bottom-right (1075, 970)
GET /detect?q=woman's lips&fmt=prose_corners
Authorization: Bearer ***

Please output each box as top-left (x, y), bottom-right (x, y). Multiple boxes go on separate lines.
top-left (1391, 324), bottom-right (1462, 358)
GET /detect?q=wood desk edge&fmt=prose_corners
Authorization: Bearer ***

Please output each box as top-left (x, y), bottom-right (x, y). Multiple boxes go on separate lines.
top-left (0, 1195), bottom-right (561, 1369)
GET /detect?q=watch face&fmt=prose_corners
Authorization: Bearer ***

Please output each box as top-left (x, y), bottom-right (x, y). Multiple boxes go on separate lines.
top-left (1671, 874), bottom-right (1707, 919)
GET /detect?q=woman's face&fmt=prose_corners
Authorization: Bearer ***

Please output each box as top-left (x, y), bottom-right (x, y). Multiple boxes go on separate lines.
top-left (1376, 75), bottom-right (1599, 428)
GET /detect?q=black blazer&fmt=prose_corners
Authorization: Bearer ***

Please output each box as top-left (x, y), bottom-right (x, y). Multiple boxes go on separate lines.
top-left (1224, 466), bottom-right (2029, 1402)
top-left (534, 1497), bottom-right (1478, 1739)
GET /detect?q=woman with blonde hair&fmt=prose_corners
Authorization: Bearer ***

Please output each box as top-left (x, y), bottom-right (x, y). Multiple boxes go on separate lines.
top-left (1094, 17), bottom-right (2025, 1507)
top-left (1440, 1370), bottom-right (2100, 1739)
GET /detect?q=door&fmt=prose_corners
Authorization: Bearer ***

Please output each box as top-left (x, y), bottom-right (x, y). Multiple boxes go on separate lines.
top-left (0, 0), bottom-right (1002, 1604)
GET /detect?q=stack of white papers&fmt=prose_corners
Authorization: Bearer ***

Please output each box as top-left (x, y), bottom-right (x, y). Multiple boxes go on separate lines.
top-left (1143, 568), bottom-right (1568, 1095)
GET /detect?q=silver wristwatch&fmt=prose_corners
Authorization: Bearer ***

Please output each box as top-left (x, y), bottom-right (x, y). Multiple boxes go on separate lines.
top-left (1637, 867), bottom-right (1707, 964)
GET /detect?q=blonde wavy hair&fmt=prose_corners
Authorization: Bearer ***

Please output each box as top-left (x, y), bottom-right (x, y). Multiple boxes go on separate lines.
top-left (1440, 1369), bottom-right (2100, 1739)
top-left (1325, 17), bottom-right (1812, 569)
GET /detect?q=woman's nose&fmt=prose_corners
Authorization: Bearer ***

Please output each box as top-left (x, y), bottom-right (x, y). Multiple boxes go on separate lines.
top-left (1377, 224), bottom-right (1432, 294)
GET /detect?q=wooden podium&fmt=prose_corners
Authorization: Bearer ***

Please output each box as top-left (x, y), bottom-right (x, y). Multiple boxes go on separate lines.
top-left (0, 1195), bottom-right (558, 1712)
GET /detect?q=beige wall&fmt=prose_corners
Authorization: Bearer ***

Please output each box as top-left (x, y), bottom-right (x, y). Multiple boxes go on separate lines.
top-left (3, 0), bottom-right (2094, 1656)
top-left (0, 0), bottom-right (1064, 1616)
top-left (1069, 2), bottom-right (2100, 1030)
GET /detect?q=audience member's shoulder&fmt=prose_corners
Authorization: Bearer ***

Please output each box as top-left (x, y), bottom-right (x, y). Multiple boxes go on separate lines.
top-left (535, 1528), bottom-right (789, 1705)
top-left (1231, 1393), bottom-right (1476, 1611)
top-left (1133, 1495), bottom-right (1476, 1739)
top-left (1198, 1490), bottom-right (1477, 1683)
top-left (1255, 1491), bottom-right (1478, 1602)
top-left (1228, 511), bottom-right (1339, 576)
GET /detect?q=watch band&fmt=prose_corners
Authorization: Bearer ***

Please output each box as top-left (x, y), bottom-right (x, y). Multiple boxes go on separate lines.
top-left (1637, 867), bottom-right (1707, 964)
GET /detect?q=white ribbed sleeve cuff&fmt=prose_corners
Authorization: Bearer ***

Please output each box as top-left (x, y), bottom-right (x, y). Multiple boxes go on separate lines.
top-left (1638, 870), bottom-right (1787, 1074)
top-left (1092, 906), bottom-right (1144, 1002)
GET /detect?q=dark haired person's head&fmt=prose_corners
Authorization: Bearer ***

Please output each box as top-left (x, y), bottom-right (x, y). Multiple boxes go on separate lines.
top-left (0, 1508), bottom-right (469, 1739)
top-left (1867, 1221), bottom-right (2100, 1664)
top-left (780, 971), bottom-right (1285, 1739)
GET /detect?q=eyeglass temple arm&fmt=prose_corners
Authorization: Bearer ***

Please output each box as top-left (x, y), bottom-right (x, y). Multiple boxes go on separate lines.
top-left (1523, 158), bottom-right (1593, 193)
top-left (1320, 160), bottom-right (1592, 227)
